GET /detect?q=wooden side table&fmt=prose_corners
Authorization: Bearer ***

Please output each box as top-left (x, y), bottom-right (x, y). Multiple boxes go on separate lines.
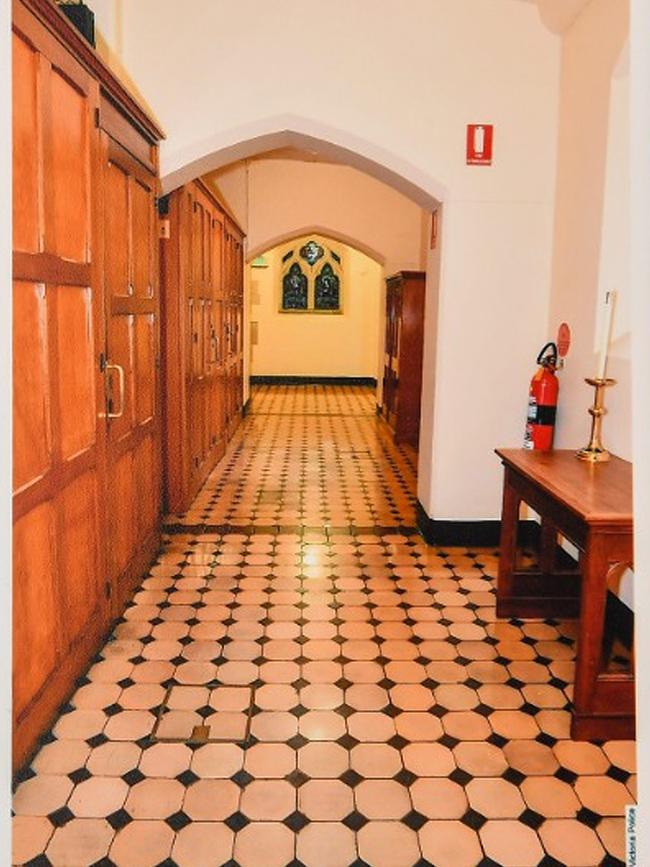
top-left (495, 448), bottom-right (634, 740)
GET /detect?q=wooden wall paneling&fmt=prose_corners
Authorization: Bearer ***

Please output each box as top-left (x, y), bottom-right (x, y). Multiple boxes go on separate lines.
top-left (101, 134), bottom-right (161, 615)
top-left (12, 3), bottom-right (110, 769)
top-left (160, 182), bottom-right (244, 515)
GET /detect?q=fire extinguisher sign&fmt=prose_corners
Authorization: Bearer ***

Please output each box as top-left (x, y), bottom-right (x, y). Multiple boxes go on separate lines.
top-left (466, 124), bottom-right (494, 165)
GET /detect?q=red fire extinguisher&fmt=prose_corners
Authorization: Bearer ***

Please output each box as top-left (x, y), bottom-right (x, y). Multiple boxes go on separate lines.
top-left (524, 342), bottom-right (559, 451)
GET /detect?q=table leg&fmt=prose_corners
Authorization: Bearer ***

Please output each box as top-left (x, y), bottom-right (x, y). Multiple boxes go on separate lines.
top-left (539, 516), bottom-right (557, 575)
top-left (497, 468), bottom-right (520, 615)
top-left (573, 531), bottom-right (608, 717)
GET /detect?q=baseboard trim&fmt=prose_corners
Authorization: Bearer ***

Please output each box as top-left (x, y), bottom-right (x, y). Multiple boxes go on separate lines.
top-left (250, 375), bottom-right (377, 386)
top-left (416, 501), bottom-right (541, 548)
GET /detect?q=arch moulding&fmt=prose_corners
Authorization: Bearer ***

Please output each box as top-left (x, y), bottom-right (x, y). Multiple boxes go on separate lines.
top-left (247, 226), bottom-right (387, 267)
top-left (160, 114), bottom-right (446, 211)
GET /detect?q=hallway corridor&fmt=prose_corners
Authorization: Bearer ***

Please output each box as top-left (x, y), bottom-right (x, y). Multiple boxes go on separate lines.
top-left (13, 386), bottom-right (634, 867)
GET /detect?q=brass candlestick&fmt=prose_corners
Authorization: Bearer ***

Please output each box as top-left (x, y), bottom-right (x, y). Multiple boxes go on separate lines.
top-left (576, 377), bottom-right (616, 462)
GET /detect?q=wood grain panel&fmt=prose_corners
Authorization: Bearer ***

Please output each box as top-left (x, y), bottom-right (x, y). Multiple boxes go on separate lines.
top-left (12, 32), bottom-right (41, 253)
top-left (13, 502), bottom-right (59, 719)
top-left (135, 313), bottom-right (155, 424)
top-left (13, 281), bottom-right (50, 490)
top-left (55, 284), bottom-right (95, 460)
top-left (135, 433), bottom-right (156, 541)
top-left (49, 67), bottom-right (89, 262)
top-left (132, 177), bottom-right (153, 297)
top-left (104, 159), bottom-right (130, 296)
top-left (56, 471), bottom-right (103, 644)
top-left (111, 450), bottom-right (135, 575)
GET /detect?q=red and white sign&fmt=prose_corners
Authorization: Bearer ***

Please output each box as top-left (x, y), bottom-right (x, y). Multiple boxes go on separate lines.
top-left (557, 322), bottom-right (571, 357)
top-left (466, 124), bottom-right (493, 165)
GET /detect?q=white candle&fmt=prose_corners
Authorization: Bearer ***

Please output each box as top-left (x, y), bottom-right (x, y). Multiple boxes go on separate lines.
top-left (596, 290), bottom-right (617, 379)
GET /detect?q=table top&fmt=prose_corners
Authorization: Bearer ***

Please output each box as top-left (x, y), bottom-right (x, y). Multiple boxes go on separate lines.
top-left (495, 449), bottom-right (633, 527)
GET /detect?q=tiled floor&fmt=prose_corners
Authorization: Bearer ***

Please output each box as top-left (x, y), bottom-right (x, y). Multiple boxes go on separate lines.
top-left (13, 385), bottom-right (635, 866)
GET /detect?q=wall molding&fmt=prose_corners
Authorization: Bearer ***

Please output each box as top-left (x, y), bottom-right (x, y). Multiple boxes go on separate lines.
top-left (416, 501), bottom-right (541, 548)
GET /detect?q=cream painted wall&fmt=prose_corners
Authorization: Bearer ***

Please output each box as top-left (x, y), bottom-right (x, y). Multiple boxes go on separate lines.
top-left (249, 235), bottom-right (382, 378)
top-left (548, 0), bottom-right (630, 461)
top-left (207, 158), bottom-right (428, 276)
top-left (86, 0), bottom-right (562, 522)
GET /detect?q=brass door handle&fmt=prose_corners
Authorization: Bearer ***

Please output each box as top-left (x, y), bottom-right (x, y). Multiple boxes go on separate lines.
top-left (106, 362), bottom-right (125, 418)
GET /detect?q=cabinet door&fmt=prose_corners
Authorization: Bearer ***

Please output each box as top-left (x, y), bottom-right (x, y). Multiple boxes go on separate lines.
top-left (12, 10), bottom-right (107, 768)
top-left (102, 135), bottom-right (160, 613)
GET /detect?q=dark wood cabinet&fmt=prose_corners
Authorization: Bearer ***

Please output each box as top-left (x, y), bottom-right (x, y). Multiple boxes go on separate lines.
top-left (381, 271), bottom-right (426, 447)
top-left (160, 182), bottom-right (245, 514)
top-left (12, 0), bottom-right (163, 769)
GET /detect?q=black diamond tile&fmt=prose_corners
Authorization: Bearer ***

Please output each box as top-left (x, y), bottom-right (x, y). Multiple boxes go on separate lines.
top-left (68, 767), bottom-right (92, 785)
top-left (535, 731), bottom-right (557, 748)
top-left (438, 733), bottom-right (459, 750)
top-left (231, 769), bottom-right (254, 788)
top-left (23, 856), bottom-right (53, 867)
top-left (287, 734), bottom-right (308, 750)
top-left (606, 764), bottom-right (631, 783)
top-left (106, 808), bottom-right (132, 830)
top-left (286, 769), bottom-right (310, 788)
top-left (86, 733), bottom-right (109, 749)
top-left (225, 811), bottom-right (250, 832)
top-left (176, 769), bottom-right (199, 786)
top-left (197, 705), bottom-right (214, 719)
top-left (402, 809), bottom-right (427, 831)
top-left (339, 768), bottom-right (364, 788)
top-left (284, 810), bottom-right (310, 832)
top-left (486, 732), bottom-right (508, 749)
top-left (519, 808), bottom-right (545, 830)
top-left (449, 767), bottom-right (473, 787)
top-left (554, 766), bottom-right (578, 785)
top-left (429, 705), bottom-right (447, 718)
top-left (576, 806), bottom-right (602, 828)
top-left (290, 704), bottom-right (309, 718)
top-left (48, 806), bottom-right (74, 827)
top-left (343, 810), bottom-right (369, 831)
top-left (121, 768), bottom-right (145, 786)
top-left (166, 811), bottom-right (192, 831)
top-left (600, 855), bottom-right (626, 867)
top-left (393, 768), bottom-right (417, 787)
top-left (502, 767), bottom-right (526, 786)
top-left (461, 808), bottom-right (487, 830)
top-left (387, 734), bottom-right (409, 751)
top-left (336, 733), bottom-right (359, 750)
top-left (337, 704), bottom-right (355, 719)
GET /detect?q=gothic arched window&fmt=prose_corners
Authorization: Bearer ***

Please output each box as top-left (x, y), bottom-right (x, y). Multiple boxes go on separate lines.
top-left (282, 262), bottom-right (308, 310)
top-left (314, 262), bottom-right (340, 310)
top-left (279, 240), bottom-right (342, 313)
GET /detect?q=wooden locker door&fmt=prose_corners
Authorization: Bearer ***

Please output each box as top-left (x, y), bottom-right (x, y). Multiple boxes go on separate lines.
top-left (102, 135), bottom-right (160, 613)
top-left (12, 8), bottom-right (108, 767)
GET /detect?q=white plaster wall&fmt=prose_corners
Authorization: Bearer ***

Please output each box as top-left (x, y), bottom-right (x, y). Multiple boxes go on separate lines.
top-left (87, 0), bottom-right (562, 521)
top-left (242, 159), bottom-right (426, 276)
top-left (547, 0), bottom-right (630, 459)
top-left (249, 236), bottom-right (382, 378)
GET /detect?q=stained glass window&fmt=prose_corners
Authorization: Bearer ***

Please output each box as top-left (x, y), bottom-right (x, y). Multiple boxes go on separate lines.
top-left (282, 250), bottom-right (294, 263)
top-left (282, 262), bottom-right (308, 310)
top-left (299, 240), bottom-right (324, 266)
top-left (314, 262), bottom-right (340, 310)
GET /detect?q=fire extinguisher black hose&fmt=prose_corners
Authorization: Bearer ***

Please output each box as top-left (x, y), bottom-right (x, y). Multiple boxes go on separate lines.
top-left (536, 342), bottom-right (558, 367)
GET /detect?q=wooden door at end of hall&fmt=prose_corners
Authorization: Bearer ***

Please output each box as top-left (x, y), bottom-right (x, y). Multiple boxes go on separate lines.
top-left (100, 130), bottom-right (161, 616)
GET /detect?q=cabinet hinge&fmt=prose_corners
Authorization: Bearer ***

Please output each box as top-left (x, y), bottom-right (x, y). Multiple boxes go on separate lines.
top-left (99, 351), bottom-right (106, 373)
